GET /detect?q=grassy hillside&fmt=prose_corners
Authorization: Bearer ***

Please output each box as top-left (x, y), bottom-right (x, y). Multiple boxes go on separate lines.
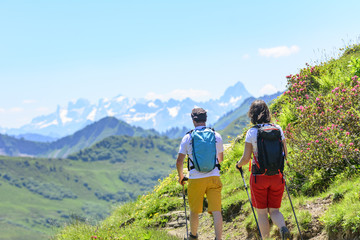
top-left (0, 135), bottom-right (178, 240)
top-left (53, 43), bottom-right (360, 240)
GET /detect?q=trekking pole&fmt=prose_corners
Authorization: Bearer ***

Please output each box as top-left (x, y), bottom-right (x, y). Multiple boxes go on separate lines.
top-left (236, 165), bottom-right (262, 240)
top-left (181, 176), bottom-right (189, 240)
top-left (283, 174), bottom-right (303, 240)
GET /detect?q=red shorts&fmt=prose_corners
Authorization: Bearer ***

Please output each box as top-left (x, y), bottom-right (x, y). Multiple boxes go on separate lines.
top-left (250, 174), bottom-right (285, 209)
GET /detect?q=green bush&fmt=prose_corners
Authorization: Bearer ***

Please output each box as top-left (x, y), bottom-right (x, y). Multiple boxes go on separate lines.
top-left (274, 50), bottom-right (360, 193)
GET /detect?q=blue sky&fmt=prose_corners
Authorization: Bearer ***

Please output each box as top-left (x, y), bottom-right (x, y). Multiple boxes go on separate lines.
top-left (0, 0), bottom-right (359, 128)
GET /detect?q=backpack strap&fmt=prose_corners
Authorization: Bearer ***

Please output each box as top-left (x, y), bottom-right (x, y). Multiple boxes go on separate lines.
top-left (188, 161), bottom-right (220, 171)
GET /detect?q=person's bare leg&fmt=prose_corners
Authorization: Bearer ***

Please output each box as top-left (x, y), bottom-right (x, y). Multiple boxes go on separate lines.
top-left (268, 208), bottom-right (286, 228)
top-left (190, 211), bottom-right (199, 237)
top-left (212, 211), bottom-right (222, 240)
top-left (256, 208), bottom-right (270, 238)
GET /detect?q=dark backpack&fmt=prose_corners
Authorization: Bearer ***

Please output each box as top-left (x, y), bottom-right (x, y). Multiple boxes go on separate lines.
top-left (187, 127), bottom-right (220, 173)
top-left (252, 124), bottom-right (284, 175)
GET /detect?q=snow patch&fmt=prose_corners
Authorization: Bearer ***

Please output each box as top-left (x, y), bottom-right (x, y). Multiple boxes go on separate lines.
top-left (124, 113), bottom-right (157, 123)
top-left (229, 96), bottom-right (242, 104)
top-left (71, 107), bottom-right (85, 115)
top-left (148, 102), bottom-right (158, 108)
top-left (218, 102), bottom-right (229, 107)
top-left (107, 109), bottom-right (115, 116)
top-left (116, 96), bottom-right (126, 102)
top-left (219, 96), bottom-right (242, 107)
top-left (167, 106), bottom-right (180, 118)
top-left (60, 109), bottom-right (72, 124)
top-left (87, 108), bottom-right (97, 121)
top-left (40, 119), bottom-right (58, 129)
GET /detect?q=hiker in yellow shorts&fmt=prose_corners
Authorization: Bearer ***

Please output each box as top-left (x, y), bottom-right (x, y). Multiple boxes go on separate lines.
top-left (176, 108), bottom-right (224, 240)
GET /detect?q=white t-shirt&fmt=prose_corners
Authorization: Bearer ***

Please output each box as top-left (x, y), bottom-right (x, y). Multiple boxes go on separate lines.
top-left (178, 126), bottom-right (224, 179)
top-left (245, 123), bottom-right (285, 164)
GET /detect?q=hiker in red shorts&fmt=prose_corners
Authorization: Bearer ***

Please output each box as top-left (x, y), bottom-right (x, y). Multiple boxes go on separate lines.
top-left (236, 100), bottom-right (291, 239)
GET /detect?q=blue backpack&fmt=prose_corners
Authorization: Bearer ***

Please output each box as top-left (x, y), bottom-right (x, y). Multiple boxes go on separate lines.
top-left (187, 127), bottom-right (220, 173)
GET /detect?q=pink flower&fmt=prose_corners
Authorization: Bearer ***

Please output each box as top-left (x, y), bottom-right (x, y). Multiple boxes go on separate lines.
top-left (339, 143), bottom-right (344, 147)
top-left (346, 132), bottom-right (350, 135)
top-left (349, 143), bottom-right (354, 146)
top-left (315, 140), bottom-right (319, 143)
top-left (316, 97), bottom-right (320, 101)
top-left (307, 148), bottom-right (310, 150)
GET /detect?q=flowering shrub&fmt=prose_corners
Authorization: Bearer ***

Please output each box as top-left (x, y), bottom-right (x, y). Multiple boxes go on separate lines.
top-left (274, 47), bottom-right (360, 193)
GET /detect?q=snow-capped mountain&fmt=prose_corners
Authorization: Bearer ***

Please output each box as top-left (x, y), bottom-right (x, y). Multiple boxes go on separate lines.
top-left (6, 81), bottom-right (252, 138)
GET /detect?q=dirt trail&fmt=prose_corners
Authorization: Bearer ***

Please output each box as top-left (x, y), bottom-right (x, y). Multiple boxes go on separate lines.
top-left (164, 194), bottom-right (338, 240)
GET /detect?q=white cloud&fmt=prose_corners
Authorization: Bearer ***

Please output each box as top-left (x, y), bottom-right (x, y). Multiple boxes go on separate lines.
top-left (0, 108), bottom-right (5, 113)
top-left (258, 45), bottom-right (300, 58)
top-left (10, 107), bottom-right (24, 113)
top-left (145, 89), bottom-right (211, 102)
top-left (259, 84), bottom-right (278, 96)
top-left (242, 54), bottom-right (250, 59)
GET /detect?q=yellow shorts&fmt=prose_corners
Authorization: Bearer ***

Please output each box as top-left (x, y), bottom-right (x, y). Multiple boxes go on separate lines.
top-left (188, 176), bottom-right (222, 214)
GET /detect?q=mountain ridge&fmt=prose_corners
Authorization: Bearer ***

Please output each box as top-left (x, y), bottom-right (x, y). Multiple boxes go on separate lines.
top-left (0, 117), bottom-right (159, 158)
top-left (4, 81), bottom-right (253, 138)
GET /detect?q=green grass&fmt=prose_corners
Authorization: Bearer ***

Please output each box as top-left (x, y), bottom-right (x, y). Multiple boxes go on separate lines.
top-left (320, 174), bottom-right (360, 238)
top-left (0, 135), bottom-right (178, 239)
top-left (51, 140), bottom-right (360, 239)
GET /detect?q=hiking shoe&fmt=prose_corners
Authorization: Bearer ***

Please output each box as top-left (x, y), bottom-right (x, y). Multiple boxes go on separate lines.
top-left (189, 233), bottom-right (198, 239)
top-left (280, 226), bottom-right (291, 240)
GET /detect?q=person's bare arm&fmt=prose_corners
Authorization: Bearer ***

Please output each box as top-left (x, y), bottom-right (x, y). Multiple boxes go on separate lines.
top-left (176, 153), bottom-right (186, 185)
top-left (217, 152), bottom-right (224, 164)
top-left (236, 142), bottom-right (253, 168)
top-left (282, 139), bottom-right (288, 158)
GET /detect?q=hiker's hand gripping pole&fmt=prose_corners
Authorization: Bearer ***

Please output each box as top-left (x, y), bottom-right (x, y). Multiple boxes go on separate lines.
top-left (181, 177), bottom-right (189, 240)
top-left (236, 165), bottom-right (262, 239)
